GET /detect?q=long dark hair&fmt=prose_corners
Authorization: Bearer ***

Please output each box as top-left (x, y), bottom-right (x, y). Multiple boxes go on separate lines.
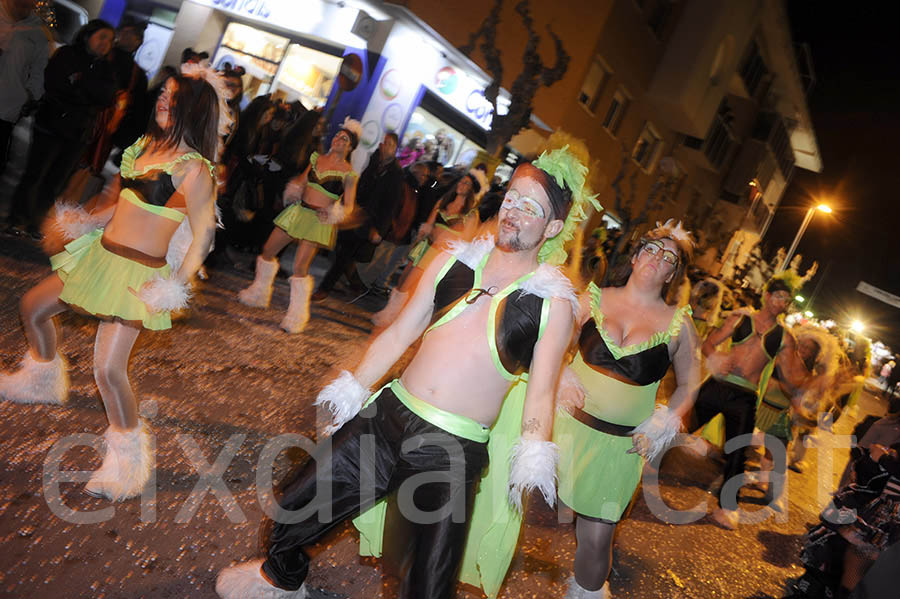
top-left (146, 74), bottom-right (220, 163)
top-left (73, 19), bottom-right (114, 54)
top-left (437, 175), bottom-right (477, 216)
top-left (608, 227), bottom-right (693, 305)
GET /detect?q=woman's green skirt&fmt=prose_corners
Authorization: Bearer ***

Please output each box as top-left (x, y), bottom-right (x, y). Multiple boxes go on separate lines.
top-left (51, 229), bottom-right (172, 330)
top-left (274, 202), bottom-right (336, 248)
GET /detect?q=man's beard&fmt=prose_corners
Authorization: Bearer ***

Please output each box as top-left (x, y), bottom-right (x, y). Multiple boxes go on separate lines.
top-left (497, 221), bottom-right (541, 252)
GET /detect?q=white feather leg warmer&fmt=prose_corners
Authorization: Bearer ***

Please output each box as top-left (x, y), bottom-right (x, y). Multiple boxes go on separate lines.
top-left (314, 371), bottom-right (371, 435)
top-left (53, 202), bottom-right (109, 240)
top-left (0, 352), bottom-right (68, 404)
top-left (632, 404), bottom-right (683, 462)
top-left (216, 559), bottom-right (308, 599)
top-left (508, 438), bottom-right (558, 513)
top-left (137, 275), bottom-right (192, 313)
top-left (85, 422), bottom-right (153, 501)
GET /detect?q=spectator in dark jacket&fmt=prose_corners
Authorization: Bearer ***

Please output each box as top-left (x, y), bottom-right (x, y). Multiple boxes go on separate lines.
top-left (313, 131), bottom-right (402, 300)
top-left (7, 19), bottom-right (116, 236)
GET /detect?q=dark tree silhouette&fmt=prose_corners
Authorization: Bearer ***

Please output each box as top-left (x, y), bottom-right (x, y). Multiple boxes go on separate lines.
top-left (459, 0), bottom-right (570, 155)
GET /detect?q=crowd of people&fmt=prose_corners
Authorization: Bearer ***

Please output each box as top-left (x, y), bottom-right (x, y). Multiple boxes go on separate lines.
top-left (0, 9), bottom-right (896, 599)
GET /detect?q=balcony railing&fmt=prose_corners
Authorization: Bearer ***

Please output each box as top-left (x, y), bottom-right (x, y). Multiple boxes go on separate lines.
top-left (752, 112), bottom-right (795, 181)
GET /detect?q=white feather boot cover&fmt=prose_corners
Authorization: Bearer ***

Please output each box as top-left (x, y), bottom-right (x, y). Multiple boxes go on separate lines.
top-left (216, 559), bottom-right (308, 599)
top-left (371, 289), bottom-right (408, 327)
top-left (280, 276), bottom-right (313, 334)
top-left (0, 351), bottom-right (68, 404)
top-left (238, 256), bottom-right (279, 308)
top-left (85, 422), bottom-right (153, 501)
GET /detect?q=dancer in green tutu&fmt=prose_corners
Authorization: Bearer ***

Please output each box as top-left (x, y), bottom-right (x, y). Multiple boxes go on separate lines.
top-left (0, 63), bottom-right (230, 501)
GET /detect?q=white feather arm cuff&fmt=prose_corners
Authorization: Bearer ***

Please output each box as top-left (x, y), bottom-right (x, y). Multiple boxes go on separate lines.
top-left (53, 202), bottom-right (109, 240)
top-left (314, 370), bottom-right (371, 435)
top-left (508, 438), bottom-right (558, 513)
top-left (137, 275), bottom-right (192, 313)
top-left (324, 201), bottom-right (345, 224)
top-left (632, 404), bottom-right (683, 462)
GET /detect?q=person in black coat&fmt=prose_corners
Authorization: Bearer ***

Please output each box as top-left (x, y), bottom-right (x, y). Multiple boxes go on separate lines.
top-left (7, 19), bottom-right (117, 236)
top-left (313, 131), bottom-right (403, 299)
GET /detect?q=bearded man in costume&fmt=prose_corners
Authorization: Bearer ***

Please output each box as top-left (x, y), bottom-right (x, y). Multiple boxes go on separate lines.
top-left (216, 147), bottom-right (598, 599)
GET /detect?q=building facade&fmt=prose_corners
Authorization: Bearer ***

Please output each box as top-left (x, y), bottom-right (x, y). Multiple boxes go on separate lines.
top-left (79, 0), bottom-right (819, 275)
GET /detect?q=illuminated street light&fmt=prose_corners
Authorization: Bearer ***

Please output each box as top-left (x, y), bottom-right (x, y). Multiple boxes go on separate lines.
top-left (795, 295), bottom-right (805, 303)
top-left (778, 203), bottom-right (833, 272)
top-left (851, 320), bottom-right (865, 333)
top-left (804, 310), bottom-right (814, 318)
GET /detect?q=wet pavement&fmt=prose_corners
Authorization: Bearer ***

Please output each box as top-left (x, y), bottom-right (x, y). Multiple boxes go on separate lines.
top-left (0, 233), bottom-right (886, 598)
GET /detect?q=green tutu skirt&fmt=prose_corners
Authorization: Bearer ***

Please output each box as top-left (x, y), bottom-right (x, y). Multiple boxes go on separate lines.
top-left (273, 202), bottom-right (336, 248)
top-left (553, 408), bottom-right (643, 521)
top-left (756, 387), bottom-right (792, 441)
top-left (50, 229), bottom-right (173, 330)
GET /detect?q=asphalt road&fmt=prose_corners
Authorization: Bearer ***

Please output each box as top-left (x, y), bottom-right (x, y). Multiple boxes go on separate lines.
top-left (0, 234), bottom-right (885, 598)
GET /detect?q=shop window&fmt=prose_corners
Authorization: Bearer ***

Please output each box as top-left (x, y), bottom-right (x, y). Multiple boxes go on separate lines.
top-left (213, 22), bottom-right (289, 99)
top-left (400, 107), bottom-right (484, 167)
top-left (632, 123), bottom-right (662, 171)
top-left (273, 45), bottom-right (342, 108)
top-left (602, 88), bottom-right (629, 135)
top-left (577, 57), bottom-right (611, 114)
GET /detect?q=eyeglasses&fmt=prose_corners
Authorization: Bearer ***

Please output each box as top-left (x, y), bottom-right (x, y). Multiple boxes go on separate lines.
top-left (334, 133), bottom-right (351, 142)
top-left (502, 189), bottom-right (546, 219)
top-left (641, 240), bottom-right (679, 266)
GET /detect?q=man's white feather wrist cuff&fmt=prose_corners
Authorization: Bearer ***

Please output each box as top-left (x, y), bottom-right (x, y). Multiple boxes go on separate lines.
top-left (314, 371), bottom-right (371, 435)
top-left (508, 438), bottom-right (558, 513)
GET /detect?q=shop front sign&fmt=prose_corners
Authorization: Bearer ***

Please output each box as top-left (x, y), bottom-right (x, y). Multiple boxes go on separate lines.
top-left (209, 0), bottom-right (271, 20)
top-left (428, 65), bottom-right (494, 129)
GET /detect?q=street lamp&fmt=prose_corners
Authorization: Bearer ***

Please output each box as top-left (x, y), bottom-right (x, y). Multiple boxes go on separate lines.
top-left (778, 203), bottom-right (832, 272)
top-left (851, 320), bottom-right (865, 334)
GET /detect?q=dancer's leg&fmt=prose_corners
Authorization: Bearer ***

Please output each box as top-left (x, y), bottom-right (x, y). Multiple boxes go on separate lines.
top-left (93, 321), bottom-right (140, 430)
top-left (291, 240), bottom-right (318, 278)
top-left (20, 274), bottom-right (67, 361)
top-left (0, 274), bottom-right (69, 404)
top-left (573, 516), bottom-right (616, 591)
top-left (281, 241), bottom-right (318, 333)
top-left (260, 228), bottom-right (294, 262)
top-left (86, 321), bottom-right (152, 500)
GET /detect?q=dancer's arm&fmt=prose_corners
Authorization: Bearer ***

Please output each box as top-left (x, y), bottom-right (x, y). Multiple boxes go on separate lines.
top-left (701, 310), bottom-right (741, 356)
top-left (283, 165), bottom-right (310, 205)
top-left (666, 314), bottom-right (702, 419)
top-left (521, 298), bottom-right (574, 440)
top-left (508, 298), bottom-right (573, 511)
top-left (352, 252), bottom-right (451, 389)
top-left (341, 171), bottom-right (358, 214)
top-left (174, 161), bottom-right (216, 282)
top-left (776, 331), bottom-right (810, 391)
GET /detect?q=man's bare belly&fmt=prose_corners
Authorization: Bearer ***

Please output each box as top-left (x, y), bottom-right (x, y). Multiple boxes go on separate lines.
top-left (400, 295), bottom-right (513, 428)
top-left (718, 339), bottom-right (773, 386)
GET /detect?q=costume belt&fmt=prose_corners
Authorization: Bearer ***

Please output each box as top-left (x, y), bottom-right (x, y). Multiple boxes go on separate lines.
top-left (101, 236), bottom-right (167, 267)
top-left (570, 406), bottom-right (634, 437)
top-left (714, 373), bottom-right (759, 393)
top-left (389, 379), bottom-right (490, 443)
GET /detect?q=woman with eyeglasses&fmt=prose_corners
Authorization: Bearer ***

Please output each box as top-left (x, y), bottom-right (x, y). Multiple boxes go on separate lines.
top-left (554, 220), bottom-right (701, 599)
top-left (237, 117), bottom-right (359, 333)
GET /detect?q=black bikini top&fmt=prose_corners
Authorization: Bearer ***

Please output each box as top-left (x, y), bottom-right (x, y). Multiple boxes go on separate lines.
top-left (307, 152), bottom-right (349, 199)
top-left (120, 170), bottom-right (178, 208)
top-left (578, 284), bottom-right (691, 386)
top-left (578, 320), bottom-right (671, 386)
top-left (432, 259), bottom-right (544, 377)
top-left (732, 314), bottom-right (784, 360)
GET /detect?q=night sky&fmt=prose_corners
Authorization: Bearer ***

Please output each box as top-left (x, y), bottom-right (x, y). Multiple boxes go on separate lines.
top-left (766, 4), bottom-right (900, 349)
